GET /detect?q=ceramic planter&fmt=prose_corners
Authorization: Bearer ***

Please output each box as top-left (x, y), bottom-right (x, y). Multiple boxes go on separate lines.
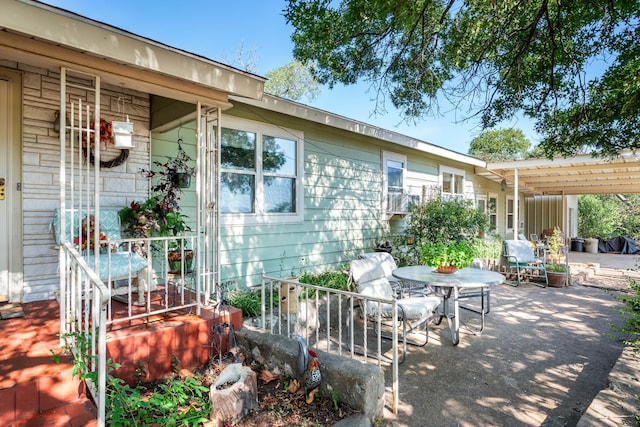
top-left (547, 271), bottom-right (567, 287)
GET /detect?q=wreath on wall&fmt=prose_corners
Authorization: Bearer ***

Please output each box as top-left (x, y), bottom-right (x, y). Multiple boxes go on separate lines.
top-left (81, 118), bottom-right (129, 168)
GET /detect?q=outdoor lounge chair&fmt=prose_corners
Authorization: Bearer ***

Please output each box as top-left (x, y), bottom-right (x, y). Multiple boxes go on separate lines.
top-left (347, 257), bottom-right (441, 362)
top-left (503, 239), bottom-right (548, 287)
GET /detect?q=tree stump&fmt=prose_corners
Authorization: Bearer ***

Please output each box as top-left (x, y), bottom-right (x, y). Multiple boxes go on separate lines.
top-left (209, 363), bottom-right (258, 426)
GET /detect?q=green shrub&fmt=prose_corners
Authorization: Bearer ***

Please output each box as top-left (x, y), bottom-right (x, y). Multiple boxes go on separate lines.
top-left (298, 269), bottom-right (349, 298)
top-left (227, 288), bottom-right (263, 318)
top-left (615, 278), bottom-right (640, 346)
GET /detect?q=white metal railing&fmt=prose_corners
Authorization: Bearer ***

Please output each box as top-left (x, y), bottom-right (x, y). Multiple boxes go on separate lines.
top-left (59, 242), bottom-right (108, 426)
top-left (260, 274), bottom-right (400, 414)
top-left (101, 234), bottom-right (203, 324)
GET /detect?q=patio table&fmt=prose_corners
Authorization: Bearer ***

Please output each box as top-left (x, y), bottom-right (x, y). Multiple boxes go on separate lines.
top-left (392, 266), bottom-right (505, 345)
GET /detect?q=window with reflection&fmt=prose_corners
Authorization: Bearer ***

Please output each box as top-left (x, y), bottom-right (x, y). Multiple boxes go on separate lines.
top-left (218, 117), bottom-right (303, 223)
top-left (441, 166), bottom-right (465, 199)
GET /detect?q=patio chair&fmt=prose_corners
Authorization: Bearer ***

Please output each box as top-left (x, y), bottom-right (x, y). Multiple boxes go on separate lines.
top-left (503, 239), bottom-right (548, 287)
top-left (51, 208), bottom-right (150, 303)
top-left (347, 257), bottom-right (441, 363)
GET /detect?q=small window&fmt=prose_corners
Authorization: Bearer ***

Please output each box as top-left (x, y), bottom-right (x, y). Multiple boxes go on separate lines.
top-left (382, 152), bottom-right (408, 213)
top-left (506, 196), bottom-right (515, 232)
top-left (488, 193), bottom-right (498, 231)
top-left (440, 166), bottom-right (465, 199)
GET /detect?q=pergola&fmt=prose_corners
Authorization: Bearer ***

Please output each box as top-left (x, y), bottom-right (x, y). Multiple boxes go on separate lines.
top-left (476, 152), bottom-right (640, 196)
top-left (474, 151), bottom-right (640, 240)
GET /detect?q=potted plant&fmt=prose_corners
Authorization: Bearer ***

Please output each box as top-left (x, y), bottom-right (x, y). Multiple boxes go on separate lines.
top-left (546, 227), bottom-right (566, 264)
top-left (119, 141), bottom-right (196, 271)
top-left (421, 240), bottom-right (475, 273)
top-left (546, 263), bottom-right (568, 287)
top-left (546, 227), bottom-right (568, 287)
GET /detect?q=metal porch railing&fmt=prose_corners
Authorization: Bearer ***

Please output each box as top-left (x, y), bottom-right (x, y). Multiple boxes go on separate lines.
top-left (59, 242), bottom-right (109, 426)
top-left (260, 274), bottom-right (400, 414)
top-left (102, 234), bottom-right (203, 324)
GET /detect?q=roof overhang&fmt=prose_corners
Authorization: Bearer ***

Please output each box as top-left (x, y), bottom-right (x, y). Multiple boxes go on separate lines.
top-left (231, 93), bottom-right (486, 167)
top-left (0, 0), bottom-right (265, 106)
top-left (476, 152), bottom-right (640, 196)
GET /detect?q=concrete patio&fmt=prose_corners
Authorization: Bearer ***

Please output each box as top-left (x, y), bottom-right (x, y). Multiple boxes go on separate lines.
top-left (380, 251), bottom-right (640, 426)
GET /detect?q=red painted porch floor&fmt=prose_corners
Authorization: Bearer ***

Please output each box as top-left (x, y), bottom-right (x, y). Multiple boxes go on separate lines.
top-left (0, 296), bottom-right (241, 426)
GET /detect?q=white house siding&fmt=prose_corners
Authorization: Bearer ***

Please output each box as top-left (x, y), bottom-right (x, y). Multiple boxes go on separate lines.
top-left (0, 61), bottom-right (152, 302)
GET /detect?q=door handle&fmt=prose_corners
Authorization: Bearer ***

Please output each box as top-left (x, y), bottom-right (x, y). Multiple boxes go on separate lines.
top-left (0, 178), bottom-right (5, 200)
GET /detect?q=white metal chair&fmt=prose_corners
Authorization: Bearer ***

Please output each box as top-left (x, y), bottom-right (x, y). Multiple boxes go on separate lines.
top-left (358, 252), bottom-right (429, 297)
top-left (347, 258), bottom-right (441, 362)
top-left (503, 240), bottom-right (548, 287)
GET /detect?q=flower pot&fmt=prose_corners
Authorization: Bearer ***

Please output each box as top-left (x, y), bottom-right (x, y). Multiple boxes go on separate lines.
top-left (168, 249), bottom-right (194, 273)
top-left (436, 265), bottom-right (458, 274)
top-left (547, 271), bottom-right (567, 287)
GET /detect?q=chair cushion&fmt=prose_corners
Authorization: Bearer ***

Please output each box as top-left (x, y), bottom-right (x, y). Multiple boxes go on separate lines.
top-left (366, 295), bottom-right (441, 319)
top-left (357, 277), bottom-right (395, 301)
top-left (350, 258), bottom-right (386, 284)
top-left (504, 240), bottom-right (537, 263)
top-left (85, 252), bottom-right (148, 282)
top-left (359, 252), bottom-right (397, 277)
top-left (52, 208), bottom-right (123, 245)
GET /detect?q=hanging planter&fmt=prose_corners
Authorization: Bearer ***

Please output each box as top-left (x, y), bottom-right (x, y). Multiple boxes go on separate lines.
top-left (175, 172), bottom-right (192, 189)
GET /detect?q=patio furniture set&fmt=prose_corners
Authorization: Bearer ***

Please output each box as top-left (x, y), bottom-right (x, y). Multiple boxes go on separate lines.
top-left (348, 236), bottom-right (570, 359)
top-left (348, 252), bottom-right (504, 362)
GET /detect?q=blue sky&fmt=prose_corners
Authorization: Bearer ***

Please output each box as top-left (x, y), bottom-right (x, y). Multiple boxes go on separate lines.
top-left (42, 0), bottom-right (539, 154)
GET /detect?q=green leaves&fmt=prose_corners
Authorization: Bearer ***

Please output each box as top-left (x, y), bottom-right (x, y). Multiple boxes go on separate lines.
top-left (421, 240), bottom-right (475, 269)
top-left (469, 128), bottom-right (531, 161)
top-left (285, 0), bottom-right (640, 157)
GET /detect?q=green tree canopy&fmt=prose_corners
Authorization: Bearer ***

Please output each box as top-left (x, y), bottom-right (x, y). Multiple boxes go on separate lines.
top-left (469, 128), bottom-right (530, 161)
top-left (285, 0), bottom-right (640, 157)
top-left (264, 60), bottom-right (321, 102)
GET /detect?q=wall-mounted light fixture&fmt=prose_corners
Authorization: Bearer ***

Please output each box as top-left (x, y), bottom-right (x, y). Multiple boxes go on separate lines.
top-left (500, 179), bottom-right (507, 192)
top-left (112, 116), bottom-right (134, 149)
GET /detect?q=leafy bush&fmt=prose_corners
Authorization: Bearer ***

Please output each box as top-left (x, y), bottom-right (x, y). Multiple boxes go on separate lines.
top-left (405, 197), bottom-right (488, 245)
top-left (228, 288), bottom-right (263, 318)
top-left (298, 269), bottom-right (349, 298)
top-left (421, 240), bottom-right (475, 268)
top-left (298, 270), bottom-right (349, 291)
top-left (615, 278), bottom-right (640, 346)
top-left (578, 195), bottom-right (619, 239)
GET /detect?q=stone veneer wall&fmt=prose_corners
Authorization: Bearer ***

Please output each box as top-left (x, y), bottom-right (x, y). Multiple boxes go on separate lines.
top-left (0, 61), bottom-right (152, 302)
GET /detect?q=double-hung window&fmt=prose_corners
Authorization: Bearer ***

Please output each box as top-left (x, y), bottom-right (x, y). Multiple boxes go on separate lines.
top-left (382, 151), bottom-right (407, 213)
top-left (219, 116), bottom-right (303, 224)
top-left (440, 166), bottom-right (465, 200)
top-left (488, 193), bottom-right (498, 230)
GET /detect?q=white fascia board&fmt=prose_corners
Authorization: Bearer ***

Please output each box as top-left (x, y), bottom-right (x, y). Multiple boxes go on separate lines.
top-left (230, 93), bottom-right (486, 168)
top-left (1, 0), bottom-right (265, 99)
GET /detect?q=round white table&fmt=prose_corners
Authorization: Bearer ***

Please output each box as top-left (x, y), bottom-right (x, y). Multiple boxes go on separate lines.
top-left (392, 266), bottom-right (505, 345)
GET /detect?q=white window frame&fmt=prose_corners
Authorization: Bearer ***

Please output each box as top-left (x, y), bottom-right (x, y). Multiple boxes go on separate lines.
top-left (440, 165), bottom-right (465, 200)
top-left (219, 116), bottom-right (304, 225)
top-left (382, 151), bottom-right (407, 213)
top-left (476, 194), bottom-right (487, 214)
top-left (488, 193), bottom-right (498, 231)
top-left (506, 195), bottom-right (515, 234)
